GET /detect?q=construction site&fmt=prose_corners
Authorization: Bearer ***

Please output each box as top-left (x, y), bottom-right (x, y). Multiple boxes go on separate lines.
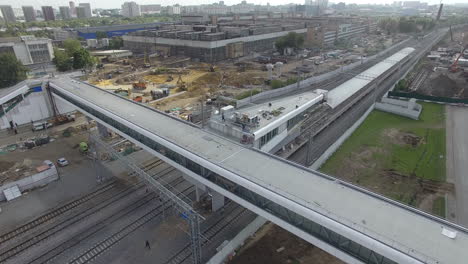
top-left (394, 24), bottom-right (468, 100)
top-left (87, 17), bottom-right (405, 123)
top-left (2, 1), bottom-right (468, 261)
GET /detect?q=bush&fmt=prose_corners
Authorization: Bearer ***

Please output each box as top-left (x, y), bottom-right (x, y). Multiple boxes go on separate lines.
top-left (235, 89), bottom-right (261, 100)
top-left (270, 77), bottom-right (298, 89)
top-left (270, 80), bottom-right (285, 89)
top-left (395, 79), bottom-right (408, 91)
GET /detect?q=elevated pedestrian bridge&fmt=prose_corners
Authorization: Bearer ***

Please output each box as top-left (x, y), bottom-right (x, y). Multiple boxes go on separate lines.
top-left (49, 77), bottom-right (467, 264)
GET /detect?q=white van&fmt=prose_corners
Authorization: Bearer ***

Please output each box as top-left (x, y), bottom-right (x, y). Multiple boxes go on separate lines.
top-left (32, 121), bottom-right (53, 131)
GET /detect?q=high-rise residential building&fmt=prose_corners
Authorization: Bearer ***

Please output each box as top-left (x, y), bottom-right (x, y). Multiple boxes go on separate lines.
top-left (167, 4), bottom-right (181, 15)
top-left (59, 6), bottom-right (71, 20)
top-left (0, 5), bottom-right (16, 23)
top-left (69, 1), bottom-right (76, 16)
top-left (140, 4), bottom-right (161, 14)
top-left (78, 3), bottom-right (92, 18)
top-left (22, 6), bottom-right (36, 22)
top-left (76, 6), bottom-right (86, 18)
top-left (121, 2), bottom-right (141, 17)
top-left (41, 6), bottom-right (55, 21)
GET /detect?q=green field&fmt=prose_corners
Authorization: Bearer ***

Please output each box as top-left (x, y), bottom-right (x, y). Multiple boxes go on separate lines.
top-left (432, 196), bottom-right (446, 218)
top-left (320, 102), bottom-right (446, 207)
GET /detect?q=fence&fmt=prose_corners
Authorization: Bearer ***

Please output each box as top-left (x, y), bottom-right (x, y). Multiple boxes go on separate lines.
top-left (0, 166), bottom-right (59, 201)
top-left (388, 91), bottom-right (468, 105)
top-left (235, 37), bottom-right (413, 108)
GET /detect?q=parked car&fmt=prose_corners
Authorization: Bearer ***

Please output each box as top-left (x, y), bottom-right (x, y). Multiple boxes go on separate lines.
top-left (57, 157), bottom-right (69, 167)
top-left (43, 160), bottom-right (54, 168)
top-left (32, 121), bottom-right (52, 131)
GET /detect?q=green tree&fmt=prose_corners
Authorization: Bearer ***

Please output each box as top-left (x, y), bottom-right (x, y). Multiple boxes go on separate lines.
top-left (0, 53), bottom-right (28, 88)
top-left (53, 48), bottom-right (73, 72)
top-left (109, 37), bottom-right (123, 49)
top-left (72, 48), bottom-right (96, 70)
top-left (275, 32), bottom-right (304, 55)
top-left (95, 31), bottom-right (108, 39)
top-left (63, 38), bottom-right (82, 56)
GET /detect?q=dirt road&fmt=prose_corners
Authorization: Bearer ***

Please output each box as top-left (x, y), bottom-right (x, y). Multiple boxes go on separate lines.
top-left (446, 106), bottom-right (468, 227)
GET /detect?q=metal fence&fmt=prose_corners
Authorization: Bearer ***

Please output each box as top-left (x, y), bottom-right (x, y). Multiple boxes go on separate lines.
top-left (388, 91), bottom-right (468, 104)
top-left (235, 37), bottom-right (413, 108)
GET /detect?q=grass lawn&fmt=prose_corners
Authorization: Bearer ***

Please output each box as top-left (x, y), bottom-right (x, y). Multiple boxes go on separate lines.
top-left (319, 102), bottom-right (446, 209)
top-left (432, 196), bottom-right (446, 218)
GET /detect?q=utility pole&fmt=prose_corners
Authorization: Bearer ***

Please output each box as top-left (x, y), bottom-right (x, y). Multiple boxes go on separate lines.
top-left (200, 96), bottom-right (205, 128)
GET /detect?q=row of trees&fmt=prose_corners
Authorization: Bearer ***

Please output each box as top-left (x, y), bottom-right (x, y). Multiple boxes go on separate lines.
top-left (378, 17), bottom-right (436, 34)
top-left (275, 32), bottom-right (304, 55)
top-left (53, 39), bottom-right (97, 72)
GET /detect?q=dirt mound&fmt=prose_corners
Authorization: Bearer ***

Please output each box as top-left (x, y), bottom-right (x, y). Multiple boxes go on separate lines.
top-left (383, 128), bottom-right (422, 147)
top-left (427, 74), bottom-right (460, 97)
top-left (0, 161), bottom-right (14, 173)
top-left (401, 133), bottom-right (421, 147)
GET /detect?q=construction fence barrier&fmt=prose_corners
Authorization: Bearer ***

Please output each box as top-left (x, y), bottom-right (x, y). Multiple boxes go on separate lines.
top-left (388, 91), bottom-right (468, 105)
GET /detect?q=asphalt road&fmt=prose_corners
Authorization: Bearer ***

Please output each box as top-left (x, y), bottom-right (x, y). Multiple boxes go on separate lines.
top-left (446, 105), bottom-right (468, 227)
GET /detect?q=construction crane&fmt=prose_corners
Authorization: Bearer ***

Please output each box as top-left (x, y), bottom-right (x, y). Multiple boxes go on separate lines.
top-left (436, 1), bottom-right (443, 21)
top-left (450, 45), bottom-right (467, 72)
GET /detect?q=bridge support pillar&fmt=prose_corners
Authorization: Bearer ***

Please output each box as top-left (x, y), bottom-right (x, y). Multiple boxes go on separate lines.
top-left (97, 122), bottom-right (111, 138)
top-left (211, 190), bottom-right (225, 212)
top-left (181, 173), bottom-right (206, 202)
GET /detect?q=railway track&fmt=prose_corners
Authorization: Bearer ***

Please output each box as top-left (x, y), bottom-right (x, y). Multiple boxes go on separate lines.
top-left (0, 159), bottom-right (163, 249)
top-left (0, 180), bottom-right (117, 246)
top-left (66, 184), bottom-right (195, 264)
top-left (164, 205), bottom-right (250, 264)
top-left (29, 174), bottom-right (187, 264)
top-left (0, 160), bottom-right (173, 264)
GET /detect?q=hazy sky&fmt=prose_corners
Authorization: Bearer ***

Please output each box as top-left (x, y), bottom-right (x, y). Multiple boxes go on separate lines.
top-left (5, 0), bottom-right (462, 10)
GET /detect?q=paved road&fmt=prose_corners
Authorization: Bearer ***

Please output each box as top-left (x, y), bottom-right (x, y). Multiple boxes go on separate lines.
top-left (446, 106), bottom-right (468, 227)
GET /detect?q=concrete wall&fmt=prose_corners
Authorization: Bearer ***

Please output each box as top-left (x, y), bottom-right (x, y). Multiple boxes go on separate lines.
top-left (375, 98), bottom-right (421, 120)
top-left (4, 92), bottom-right (51, 127)
top-left (1, 87), bottom-right (77, 129)
top-left (13, 44), bottom-right (33, 65)
top-left (236, 37), bottom-right (412, 107)
top-left (206, 216), bottom-right (268, 264)
top-left (0, 166), bottom-right (59, 202)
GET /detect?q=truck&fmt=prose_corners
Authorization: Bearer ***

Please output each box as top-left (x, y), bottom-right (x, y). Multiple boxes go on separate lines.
top-left (133, 96), bottom-right (143, 102)
top-left (54, 114), bottom-right (76, 126)
top-left (132, 81), bottom-right (147, 90)
top-left (150, 88), bottom-right (169, 100)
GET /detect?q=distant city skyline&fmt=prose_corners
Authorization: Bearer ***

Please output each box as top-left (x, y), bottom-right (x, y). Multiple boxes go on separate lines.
top-left (1, 0), bottom-right (464, 10)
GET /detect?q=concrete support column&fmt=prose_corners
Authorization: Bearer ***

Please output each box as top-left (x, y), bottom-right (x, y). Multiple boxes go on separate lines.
top-left (211, 190), bottom-right (225, 212)
top-left (182, 173), bottom-right (207, 202)
top-left (97, 122), bottom-right (110, 138)
top-left (195, 186), bottom-right (206, 202)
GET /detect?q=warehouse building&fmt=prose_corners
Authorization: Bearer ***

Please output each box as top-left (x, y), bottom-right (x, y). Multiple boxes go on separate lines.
top-left (123, 17), bottom-right (377, 62)
top-left (123, 22), bottom-right (307, 62)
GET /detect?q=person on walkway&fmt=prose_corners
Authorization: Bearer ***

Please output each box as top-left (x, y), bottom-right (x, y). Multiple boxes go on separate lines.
top-left (145, 240), bottom-right (150, 249)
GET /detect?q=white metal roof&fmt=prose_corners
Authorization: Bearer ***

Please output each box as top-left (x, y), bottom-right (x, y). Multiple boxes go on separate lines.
top-left (233, 90), bottom-right (325, 139)
top-left (327, 47), bottom-right (415, 109)
top-left (50, 77), bottom-right (468, 264)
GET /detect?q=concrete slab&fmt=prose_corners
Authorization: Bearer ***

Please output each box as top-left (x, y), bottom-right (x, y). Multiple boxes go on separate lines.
top-left (0, 159), bottom-right (108, 233)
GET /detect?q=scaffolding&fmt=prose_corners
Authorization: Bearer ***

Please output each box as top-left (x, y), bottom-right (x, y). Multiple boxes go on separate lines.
top-left (89, 132), bottom-right (203, 264)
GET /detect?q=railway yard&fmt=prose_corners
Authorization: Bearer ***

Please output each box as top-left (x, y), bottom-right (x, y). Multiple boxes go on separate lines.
top-left (0, 151), bottom-right (255, 264)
